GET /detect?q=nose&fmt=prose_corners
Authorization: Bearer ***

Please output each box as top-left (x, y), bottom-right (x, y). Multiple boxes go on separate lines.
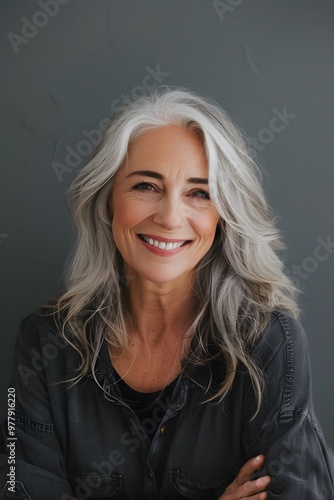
top-left (152, 196), bottom-right (188, 230)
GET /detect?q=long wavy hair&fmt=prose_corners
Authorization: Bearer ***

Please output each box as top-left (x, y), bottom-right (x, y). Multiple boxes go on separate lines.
top-left (49, 85), bottom-right (299, 414)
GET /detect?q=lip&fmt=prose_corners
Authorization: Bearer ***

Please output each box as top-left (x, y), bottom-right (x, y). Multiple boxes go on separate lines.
top-left (138, 233), bottom-right (191, 243)
top-left (137, 234), bottom-right (191, 256)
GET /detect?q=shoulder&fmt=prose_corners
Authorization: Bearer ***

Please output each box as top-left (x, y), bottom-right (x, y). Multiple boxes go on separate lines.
top-left (252, 310), bottom-right (309, 373)
top-left (14, 306), bottom-right (76, 368)
top-left (248, 311), bottom-right (312, 417)
top-left (17, 306), bottom-right (63, 340)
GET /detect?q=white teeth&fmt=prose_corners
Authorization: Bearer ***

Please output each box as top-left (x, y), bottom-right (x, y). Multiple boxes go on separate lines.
top-left (140, 235), bottom-right (186, 250)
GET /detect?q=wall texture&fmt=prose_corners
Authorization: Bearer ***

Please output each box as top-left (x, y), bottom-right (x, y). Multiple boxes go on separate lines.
top-left (1, 0), bottom-right (333, 450)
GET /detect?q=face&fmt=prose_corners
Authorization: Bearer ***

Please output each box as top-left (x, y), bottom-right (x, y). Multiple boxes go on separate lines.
top-left (109, 125), bottom-right (220, 286)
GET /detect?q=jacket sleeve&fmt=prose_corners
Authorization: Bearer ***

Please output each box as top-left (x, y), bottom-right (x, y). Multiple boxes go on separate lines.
top-left (0, 314), bottom-right (75, 500)
top-left (241, 312), bottom-right (334, 499)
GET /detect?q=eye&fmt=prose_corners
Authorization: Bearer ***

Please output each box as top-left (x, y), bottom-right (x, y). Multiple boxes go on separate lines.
top-left (132, 182), bottom-right (156, 192)
top-left (191, 190), bottom-right (210, 200)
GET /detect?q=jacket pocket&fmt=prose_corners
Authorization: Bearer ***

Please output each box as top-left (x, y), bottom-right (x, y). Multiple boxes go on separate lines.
top-left (69, 472), bottom-right (123, 499)
top-left (169, 468), bottom-right (237, 499)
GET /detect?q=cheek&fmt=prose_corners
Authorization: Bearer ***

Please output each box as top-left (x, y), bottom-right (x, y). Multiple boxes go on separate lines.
top-left (195, 212), bottom-right (219, 240)
top-left (113, 197), bottom-right (151, 228)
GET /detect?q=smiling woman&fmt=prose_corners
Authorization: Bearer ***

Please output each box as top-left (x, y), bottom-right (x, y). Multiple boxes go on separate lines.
top-left (109, 126), bottom-right (220, 290)
top-left (107, 125), bottom-right (220, 393)
top-left (0, 86), bottom-right (333, 500)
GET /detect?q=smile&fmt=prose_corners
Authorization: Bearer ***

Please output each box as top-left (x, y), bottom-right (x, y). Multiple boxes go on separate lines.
top-left (138, 234), bottom-right (189, 251)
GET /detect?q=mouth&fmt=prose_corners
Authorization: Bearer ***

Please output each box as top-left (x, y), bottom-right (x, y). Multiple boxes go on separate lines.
top-left (138, 234), bottom-right (191, 251)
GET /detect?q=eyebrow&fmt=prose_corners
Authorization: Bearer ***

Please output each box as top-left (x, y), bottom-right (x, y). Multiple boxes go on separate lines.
top-left (125, 170), bottom-right (208, 184)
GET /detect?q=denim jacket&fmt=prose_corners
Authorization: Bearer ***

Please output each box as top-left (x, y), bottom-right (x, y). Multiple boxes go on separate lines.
top-left (0, 309), bottom-right (333, 499)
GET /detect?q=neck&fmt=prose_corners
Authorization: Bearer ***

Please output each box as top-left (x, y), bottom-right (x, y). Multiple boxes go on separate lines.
top-left (123, 273), bottom-right (196, 348)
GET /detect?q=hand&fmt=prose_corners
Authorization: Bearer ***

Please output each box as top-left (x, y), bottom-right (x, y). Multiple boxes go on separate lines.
top-left (218, 455), bottom-right (271, 499)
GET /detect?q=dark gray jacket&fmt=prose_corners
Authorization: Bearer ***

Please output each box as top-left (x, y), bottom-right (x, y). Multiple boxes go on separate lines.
top-left (0, 309), bottom-right (333, 499)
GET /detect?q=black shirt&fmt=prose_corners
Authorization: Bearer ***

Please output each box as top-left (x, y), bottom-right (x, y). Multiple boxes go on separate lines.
top-left (113, 370), bottom-right (179, 441)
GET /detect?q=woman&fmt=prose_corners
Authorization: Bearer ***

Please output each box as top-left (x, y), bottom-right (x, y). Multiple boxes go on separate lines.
top-left (0, 86), bottom-right (333, 499)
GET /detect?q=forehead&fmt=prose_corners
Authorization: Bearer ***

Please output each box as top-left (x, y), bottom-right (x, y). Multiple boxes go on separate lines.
top-left (123, 125), bottom-right (207, 171)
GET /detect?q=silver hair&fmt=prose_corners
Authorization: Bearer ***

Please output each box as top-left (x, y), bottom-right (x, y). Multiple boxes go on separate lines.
top-left (49, 85), bottom-right (299, 416)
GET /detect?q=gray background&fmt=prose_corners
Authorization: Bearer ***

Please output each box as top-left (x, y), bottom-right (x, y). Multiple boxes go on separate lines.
top-left (1, 0), bottom-right (333, 448)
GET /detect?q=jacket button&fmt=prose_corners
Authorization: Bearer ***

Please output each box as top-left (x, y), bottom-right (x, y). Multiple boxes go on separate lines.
top-left (160, 426), bottom-right (166, 435)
